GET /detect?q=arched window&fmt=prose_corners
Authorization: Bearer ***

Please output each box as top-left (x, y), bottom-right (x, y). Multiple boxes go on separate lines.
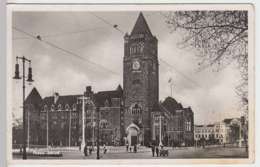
top-left (100, 119), bottom-right (109, 129)
top-left (65, 104), bottom-right (70, 111)
top-left (51, 104), bottom-right (55, 112)
top-left (132, 104), bottom-right (142, 115)
top-left (72, 104), bottom-right (76, 111)
top-left (58, 104), bottom-right (62, 111)
top-left (104, 99), bottom-right (109, 107)
top-left (44, 105), bottom-right (48, 112)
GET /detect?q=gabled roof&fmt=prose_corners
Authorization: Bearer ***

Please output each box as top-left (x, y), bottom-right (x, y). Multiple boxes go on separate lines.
top-left (223, 118), bottom-right (233, 124)
top-left (94, 86), bottom-right (123, 107)
top-left (131, 12), bottom-right (153, 36)
top-left (25, 87), bottom-right (42, 105)
top-left (161, 96), bottom-right (183, 114)
top-left (42, 94), bottom-right (81, 107)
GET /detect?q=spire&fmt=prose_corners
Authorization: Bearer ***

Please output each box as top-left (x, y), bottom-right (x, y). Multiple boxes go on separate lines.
top-left (131, 12), bottom-right (153, 36)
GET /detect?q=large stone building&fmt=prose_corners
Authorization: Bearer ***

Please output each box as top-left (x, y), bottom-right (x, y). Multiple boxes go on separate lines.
top-left (14, 12), bottom-right (194, 148)
top-left (123, 12), bottom-right (159, 146)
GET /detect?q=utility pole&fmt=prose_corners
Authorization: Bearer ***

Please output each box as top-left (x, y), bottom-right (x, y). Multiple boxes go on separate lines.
top-left (78, 95), bottom-right (87, 151)
top-left (27, 110), bottom-right (30, 150)
top-left (13, 56), bottom-right (34, 160)
top-left (69, 109), bottom-right (71, 147)
top-left (96, 106), bottom-right (100, 159)
top-left (92, 108), bottom-right (95, 149)
top-left (46, 108), bottom-right (49, 148)
top-left (159, 115), bottom-right (163, 147)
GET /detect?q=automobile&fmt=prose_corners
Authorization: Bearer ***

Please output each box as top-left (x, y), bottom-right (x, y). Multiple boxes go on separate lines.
top-left (159, 149), bottom-right (169, 156)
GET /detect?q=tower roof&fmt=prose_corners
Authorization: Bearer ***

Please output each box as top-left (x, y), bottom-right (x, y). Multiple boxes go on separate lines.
top-left (131, 12), bottom-right (153, 36)
top-left (25, 87), bottom-right (42, 105)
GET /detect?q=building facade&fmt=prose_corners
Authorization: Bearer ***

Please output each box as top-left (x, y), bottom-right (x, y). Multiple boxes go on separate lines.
top-left (15, 12), bottom-right (195, 148)
top-left (194, 118), bottom-right (242, 146)
top-left (123, 12), bottom-right (159, 146)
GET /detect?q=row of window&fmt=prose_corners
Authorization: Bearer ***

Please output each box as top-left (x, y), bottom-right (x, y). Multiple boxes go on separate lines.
top-left (195, 129), bottom-right (224, 133)
top-left (40, 113), bottom-right (78, 120)
top-left (129, 43), bottom-right (144, 55)
top-left (195, 134), bottom-right (224, 139)
top-left (42, 104), bottom-right (77, 112)
top-left (132, 108), bottom-right (142, 115)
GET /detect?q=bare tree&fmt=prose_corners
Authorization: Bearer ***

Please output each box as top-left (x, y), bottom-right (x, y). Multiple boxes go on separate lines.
top-left (163, 11), bottom-right (248, 115)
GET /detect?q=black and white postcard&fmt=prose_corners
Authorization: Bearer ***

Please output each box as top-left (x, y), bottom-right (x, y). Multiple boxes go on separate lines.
top-left (6, 3), bottom-right (255, 165)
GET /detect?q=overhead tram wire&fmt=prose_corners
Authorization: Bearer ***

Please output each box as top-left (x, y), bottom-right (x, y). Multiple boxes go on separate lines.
top-left (88, 12), bottom-right (201, 88)
top-left (88, 12), bottom-right (125, 35)
top-left (159, 58), bottom-right (201, 88)
top-left (13, 27), bottom-right (105, 40)
top-left (12, 26), bottom-right (120, 76)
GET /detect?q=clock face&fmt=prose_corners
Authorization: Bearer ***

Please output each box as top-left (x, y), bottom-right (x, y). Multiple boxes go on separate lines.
top-left (132, 60), bottom-right (140, 70)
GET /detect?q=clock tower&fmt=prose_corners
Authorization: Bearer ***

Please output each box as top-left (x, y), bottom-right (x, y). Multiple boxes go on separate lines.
top-left (123, 12), bottom-right (159, 145)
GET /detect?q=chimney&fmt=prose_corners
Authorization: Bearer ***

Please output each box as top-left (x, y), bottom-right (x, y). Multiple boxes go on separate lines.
top-left (54, 92), bottom-right (59, 104)
top-left (85, 86), bottom-right (93, 97)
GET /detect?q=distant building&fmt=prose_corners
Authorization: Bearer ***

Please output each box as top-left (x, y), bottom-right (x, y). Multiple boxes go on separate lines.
top-left (194, 118), bottom-right (242, 146)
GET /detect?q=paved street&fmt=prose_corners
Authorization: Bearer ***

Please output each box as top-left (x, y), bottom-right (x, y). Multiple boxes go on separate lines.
top-left (13, 146), bottom-right (248, 159)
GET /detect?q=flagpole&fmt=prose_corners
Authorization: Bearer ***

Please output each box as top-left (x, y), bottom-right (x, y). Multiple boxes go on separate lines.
top-left (170, 84), bottom-right (173, 97)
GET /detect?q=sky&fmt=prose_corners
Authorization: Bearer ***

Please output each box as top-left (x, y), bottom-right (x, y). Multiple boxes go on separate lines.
top-left (12, 11), bottom-right (243, 125)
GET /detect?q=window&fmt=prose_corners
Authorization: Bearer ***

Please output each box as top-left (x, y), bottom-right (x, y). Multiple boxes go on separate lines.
top-left (44, 104), bottom-right (48, 112)
top-left (104, 99), bottom-right (109, 107)
top-left (72, 104), bottom-right (77, 111)
top-left (51, 104), bottom-right (55, 112)
top-left (132, 104), bottom-right (141, 115)
top-left (185, 121), bottom-right (191, 131)
top-left (132, 79), bottom-right (141, 85)
top-left (58, 104), bottom-right (62, 111)
top-left (65, 104), bottom-right (70, 111)
top-left (100, 119), bottom-right (109, 129)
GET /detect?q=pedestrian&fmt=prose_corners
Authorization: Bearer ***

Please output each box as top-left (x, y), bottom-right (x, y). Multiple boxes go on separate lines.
top-left (129, 146), bottom-right (132, 152)
top-left (103, 144), bottom-right (107, 154)
top-left (19, 145), bottom-right (22, 154)
top-left (84, 145), bottom-right (88, 156)
top-left (89, 147), bottom-right (92, 155)
top-left (134, 144), bottom-right (137, 153)
top-left (126, 143), bottom-right (129, 152)
top-left (155, 146), bottom-right (159, 157)
top-left (151, 145), bottom-right (155, 157)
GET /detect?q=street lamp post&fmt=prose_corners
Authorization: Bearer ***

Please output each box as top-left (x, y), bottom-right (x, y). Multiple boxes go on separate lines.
top-left (13, 56), bottom-right (34, 160)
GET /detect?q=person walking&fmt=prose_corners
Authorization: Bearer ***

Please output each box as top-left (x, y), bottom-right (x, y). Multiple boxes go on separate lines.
top-left (134, 144), bottom-right (137, 153)
top-left (84, 145), bottom-right (88, 156)
top-left (103, 144), bottom-right (107, 154)
top-left (89, 147), bottom-right (92, 155)
top-left (129, 146), bottom-right (132, 152)
top-left (155, 146), bottom-right (159, 157)
top-left (151, 145), bottom-right (155, 157)
top-left (126, 143), bottom-right (129, 152)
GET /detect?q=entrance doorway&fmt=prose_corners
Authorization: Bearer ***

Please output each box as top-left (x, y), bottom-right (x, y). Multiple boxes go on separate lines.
top-left (126, 123), bottom-right (140, 146)
top-left (131, 136), bottom-right (137, 146)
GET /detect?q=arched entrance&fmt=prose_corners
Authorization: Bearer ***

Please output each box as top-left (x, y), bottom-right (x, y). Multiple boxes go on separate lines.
top-left (126, 123), bottom-right (140, 146)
